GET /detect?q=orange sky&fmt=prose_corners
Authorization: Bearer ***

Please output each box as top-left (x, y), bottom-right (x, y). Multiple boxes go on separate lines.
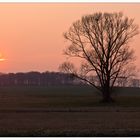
top-left (0, 3), bottom-right (140, 74)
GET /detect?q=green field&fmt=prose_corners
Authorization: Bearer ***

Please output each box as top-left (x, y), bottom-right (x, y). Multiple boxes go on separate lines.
top-left (0, 86), bottom-right (140, 136)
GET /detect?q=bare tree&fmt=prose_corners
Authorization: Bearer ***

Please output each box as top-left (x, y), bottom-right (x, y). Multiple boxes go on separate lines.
top-left (59, 12), bottom-right (139, 102)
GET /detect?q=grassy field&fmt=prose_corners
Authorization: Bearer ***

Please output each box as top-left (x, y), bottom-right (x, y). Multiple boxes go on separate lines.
top-left (0, 85), bottom-right (140, 136)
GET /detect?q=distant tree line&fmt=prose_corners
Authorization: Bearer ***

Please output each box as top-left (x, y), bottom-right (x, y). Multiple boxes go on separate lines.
top-left (0, 71), bottom-right (81, 87)
top-left (0, 71), bottom-right (139, 87)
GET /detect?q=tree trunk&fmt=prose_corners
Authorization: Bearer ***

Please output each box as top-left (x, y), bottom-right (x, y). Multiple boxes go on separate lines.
top-left (101, 86), bottom-right (114, 103)
top-left (102, 92), bottom-right (113, 103)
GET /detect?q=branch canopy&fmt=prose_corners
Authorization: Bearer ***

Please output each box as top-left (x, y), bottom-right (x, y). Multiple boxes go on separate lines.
top-left (60, 12), bottom-right (139, 93)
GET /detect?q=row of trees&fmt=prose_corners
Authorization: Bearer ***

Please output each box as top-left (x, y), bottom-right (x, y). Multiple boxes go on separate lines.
top-left (0, 71), bottom-right (138, 87)
top-left (0, 72), bottom-right (77, 86)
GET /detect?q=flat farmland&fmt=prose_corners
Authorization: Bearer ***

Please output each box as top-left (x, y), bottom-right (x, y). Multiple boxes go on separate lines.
top-left (0, 86), bottom-right (140, 136)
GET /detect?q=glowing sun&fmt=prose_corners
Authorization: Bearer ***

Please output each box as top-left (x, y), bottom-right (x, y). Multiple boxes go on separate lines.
top-left (0, 53), bottom-right (5, 61)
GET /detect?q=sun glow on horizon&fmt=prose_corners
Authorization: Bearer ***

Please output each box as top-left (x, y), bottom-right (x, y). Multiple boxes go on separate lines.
top-left (0, 58), bottom-right (5, 61)
top-left (0, 53), bottom-right (5, 62)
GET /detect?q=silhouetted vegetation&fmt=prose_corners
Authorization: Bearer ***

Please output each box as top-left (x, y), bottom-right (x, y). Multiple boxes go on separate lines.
top-left (60, 12), bottom-right (139, 102)
top-left (0, 71), bottom-right (139, 88)
top-left (0, 71), bottom-right (80, 87)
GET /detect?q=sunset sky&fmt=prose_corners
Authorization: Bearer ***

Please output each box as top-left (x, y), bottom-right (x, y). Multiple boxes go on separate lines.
top-left (0, 3), bottom-right (140, 75)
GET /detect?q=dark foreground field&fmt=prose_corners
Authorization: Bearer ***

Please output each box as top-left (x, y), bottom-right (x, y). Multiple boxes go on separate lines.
top-left (0, 85), bottom-right (140, 136)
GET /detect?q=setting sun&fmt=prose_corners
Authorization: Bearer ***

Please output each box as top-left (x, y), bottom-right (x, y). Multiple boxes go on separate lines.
top-left (0, 58), bottom-right (5, 61)
top-left (0, 53), bottom-right (5, 61)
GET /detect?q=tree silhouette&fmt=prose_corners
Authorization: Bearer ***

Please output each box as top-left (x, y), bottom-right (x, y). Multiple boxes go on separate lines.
top-left (59, 12), bottom-right (139, 102)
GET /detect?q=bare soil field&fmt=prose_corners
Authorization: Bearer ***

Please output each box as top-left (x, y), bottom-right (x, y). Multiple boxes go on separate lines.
top-left (0, 109), bottom-right (140, 136)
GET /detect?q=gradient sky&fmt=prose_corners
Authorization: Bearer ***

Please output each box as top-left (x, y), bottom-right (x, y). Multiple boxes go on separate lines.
top-left (0, 3), bottom-right (140, 74)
